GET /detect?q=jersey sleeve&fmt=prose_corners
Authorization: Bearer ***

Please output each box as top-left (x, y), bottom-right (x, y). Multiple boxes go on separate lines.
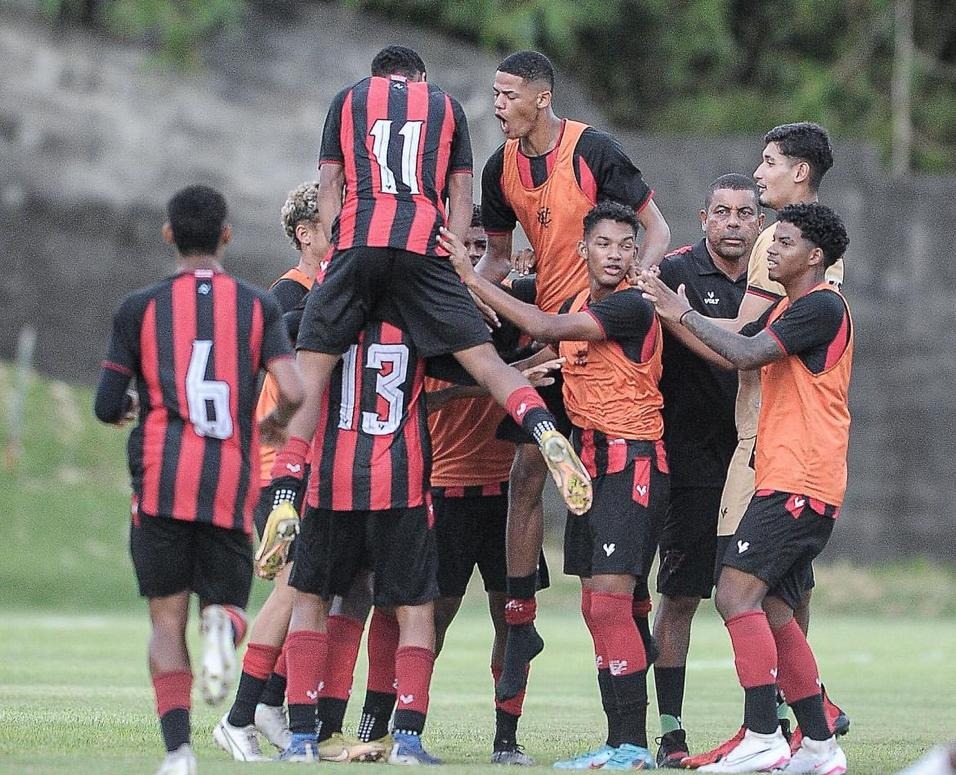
top-left (480, 146), bottom-right (517, 234)
top-left (271, 278), bottom-right (310, 314)
top-left (319, 88), bottom-right (349, 165)
top-left (739, 304), bottom-right (775, 337)
top-left (260, 293), bottom-right (295, 365)
top-left (766, 291), bottom-right (847, 357)
top-left (448, 97), bottom-right (473, 174)
top-left (103, 295), bottom-right (142, 377)
top-left (586, 288), bottom-right (654, 342)
top-left (577, 128), bottom-right (652, 211)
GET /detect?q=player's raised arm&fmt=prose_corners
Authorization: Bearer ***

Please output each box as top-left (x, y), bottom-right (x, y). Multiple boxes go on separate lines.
top-left (636, 198), bottom-right (671, 270)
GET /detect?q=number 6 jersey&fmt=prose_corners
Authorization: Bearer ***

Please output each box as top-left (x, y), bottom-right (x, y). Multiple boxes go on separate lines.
top-left (319, 73), bottom-right (472, 256)
top-left (306, 316), bottom-right (431, 513)
top-left (101, 269), bottom-right (294, 531)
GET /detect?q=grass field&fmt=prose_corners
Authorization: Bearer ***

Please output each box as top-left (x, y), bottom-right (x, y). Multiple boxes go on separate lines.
top-left (2, 366), bottom-right (955, 772)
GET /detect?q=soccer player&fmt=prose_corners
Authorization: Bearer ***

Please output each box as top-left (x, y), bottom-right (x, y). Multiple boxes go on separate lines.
top-left (443, 201), bottom-right (668, 770)
top-left (301, 44), bottom-right (591, 537)
top-left (479, 49), bottom-right (670, 699)
top-left (651, 174), bottom-right (763, 767)
top-left (213, 181), bottom-right (326, 760)
top-left (94, 185), bottom-right (304, 775)
top-left (639, 202), bottom-right (852, 774)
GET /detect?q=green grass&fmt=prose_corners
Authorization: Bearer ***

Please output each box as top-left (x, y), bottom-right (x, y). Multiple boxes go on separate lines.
top-left (1, 598), bottom-right (954, 773)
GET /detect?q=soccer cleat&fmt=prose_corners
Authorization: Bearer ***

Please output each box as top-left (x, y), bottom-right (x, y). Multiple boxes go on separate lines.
top-left (388, 731), bottom-right (443, 765)
top-left (200, 604), bottom-right (237, 705)
top-left (538, 430), bottom-right (593, 516)
top-left (682, 727), bottom-right (746, 769)
top-left (657, 730), bottom-right (690, 768)
top-left (213, 714), bottom-right (268, 761)
top-left (254, 702), bottom-right (291, 751)
top-left (156, 744), bottom-right (197, 775)
top-left (278, 732), bottom-right (319, 762)
top-left (553, 744), bottom-right (615, 769)
top-left (776, 736), bottom-right (846, 774)
top-left (316, 732), bottom-right (351, 762)
top-left (822, 686), bottom-right (850, 738)
top-left (895, 744), bottom-right (956, 775)
top-left (697, 728), bottom-right (790, 773)
top-left (491, 742), bottom-right (535, 766)
top-left (353, 734), bottom-right (394, 762)
top-left (602, 743), bottom-right (656, 770)
top-left (254, 500), bottom-right (300, 580)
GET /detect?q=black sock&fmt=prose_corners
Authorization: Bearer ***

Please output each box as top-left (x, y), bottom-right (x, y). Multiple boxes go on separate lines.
top-left (633, 616), bottom-right (659, 665)
top-left (597, 668), bottom-right (622, 747)
top-left (654, 666), bottom-right (686, 724)
top-left (358, 690), bottom-right (396, 742)
top-left (393, 710), bottom-right (426, 736)
top-left (160, 708), bottom-right (190, 752)
top-left (790, 695), bottom-right (831, 741)
top-left (494, 709), bottom-right (520, 750)
top-left (288, 703), bottom-right (316, 736)
top-left (316, 697), bottom-right (348, 742)
top-left (612, 670), bottom-right (649, 748)
top-left (227, 672), bottom-right (269, 727)
top-left (506, 574), bottom-right (538, 600)
top-left (743, 685), bottom-right (779, 734)
top-left (259, 672), bottom-right (287, 708)
top-left (496, 623), bottom-right (543, 702)
top-left (519, 407), bottom-right (556, 443)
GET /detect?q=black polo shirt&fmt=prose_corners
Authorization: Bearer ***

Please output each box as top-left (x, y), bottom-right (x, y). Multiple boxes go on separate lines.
top-left (659, 240), bottom-right (746, 488)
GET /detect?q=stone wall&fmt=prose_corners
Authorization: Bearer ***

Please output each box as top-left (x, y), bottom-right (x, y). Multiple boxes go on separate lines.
top-left (2, 4), bottom-right (954, 560)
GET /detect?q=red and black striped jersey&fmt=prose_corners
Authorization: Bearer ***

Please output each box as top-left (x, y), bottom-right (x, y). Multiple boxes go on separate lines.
top-left (307, 318), bottom-right (430, 512)
top-left (319, 74), bottom-right (472, 256)
top-left (102, 269), bottom-right (293, 532)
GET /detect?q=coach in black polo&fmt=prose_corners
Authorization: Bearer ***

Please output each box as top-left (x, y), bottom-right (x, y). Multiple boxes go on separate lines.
top-left (650, 174), bottom-right (765, 766)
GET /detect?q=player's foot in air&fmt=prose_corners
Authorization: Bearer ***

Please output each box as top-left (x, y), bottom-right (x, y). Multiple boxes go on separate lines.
top-left (696, 728), bottom-right (790, 772)
top-left (895, 744), bottom-right (956, 775)
top-left (254, 500), bottom-right (300, 579)
top-left (388, 732), bottom-right (442, 765)
top-left (200, 604), bottom-right (237, 705)
top-left (553, 744), bottom-right (615, 769)
top-left (213, 714), bottom-right (268, 761)
top-left (776, 736), bottom-right (846, 774)
top-left (656, 729), bottom-right (689, 768)
top-left (156, 743), bottom-right (197, 775)
top-left (495, 621), bottom-right (544, 702)
top-left (602, 743), bottom-right (656, 770)
top-left (278, 732), bottom-right (319, 762)
top-left (254, 702), bottom-right (291, 751)
top-left (538, 430), bottom-right (592, 515)
top-left (491, 741), bottom-right (534, 766)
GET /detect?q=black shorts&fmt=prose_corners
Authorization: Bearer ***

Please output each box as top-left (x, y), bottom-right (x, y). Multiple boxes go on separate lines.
top-left (296, 246), bottom-right (491, 359)
top-left (129, 513), bottom-right (253, 606)
top-left (656, 486), bottom-right (722, 599)
top-left (564, 448), bottom-right (669, 579)
top-left (495, 374), bottom-right (571, 444)
top-left (432, 486), bottom-right (550, 598)
top-left (718, 492), bottom-right (832, 609)
top-left (289, 504), bottom-right (439, 608)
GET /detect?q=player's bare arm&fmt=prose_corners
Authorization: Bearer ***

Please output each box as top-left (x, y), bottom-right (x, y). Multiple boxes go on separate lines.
top-left (636, 198), bottom-right (671, 270)
top-left (257, 356), bottom-right (305, 446)
top-left (441, 228), bottom-right (603, 343)
top-left (317, 162), bottom-right (345, 244)
top-left (639, 272), bottom-right (784, 370)
top-left (476, 231), bottom-right (514, 283)
top-left (445, 171), bottom-right (474, 239)
top-left (427, 357), bottom-right (562, 411)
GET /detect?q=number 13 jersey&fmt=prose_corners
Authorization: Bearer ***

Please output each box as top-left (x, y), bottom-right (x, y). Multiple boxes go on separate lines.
top-left (306, 317), bottom-right (431, 512)
top-left (319, 74), bottom-right (473, 256)
top-left (103, 269), bottom-right (294, 531)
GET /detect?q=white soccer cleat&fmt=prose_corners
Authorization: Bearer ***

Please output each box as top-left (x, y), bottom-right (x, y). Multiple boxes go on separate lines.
top-left (213, 713), bottom-right (269, 761)
top-left (200, 604), bottom-right (237, 705)
top-left (698, 728), bottom-right (790, 773)
top-left (254, 702), bottom-right (291, 751)
top-left (896, 744), bottom-right (956, 775)
top-left (776, 735), bottom-right (846, 774)
top-left (156, 744), bottom-right (197, 775)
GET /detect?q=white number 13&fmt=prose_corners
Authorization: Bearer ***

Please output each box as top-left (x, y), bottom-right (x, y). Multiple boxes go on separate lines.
top-left (368, 119), bottom-right (423, 195)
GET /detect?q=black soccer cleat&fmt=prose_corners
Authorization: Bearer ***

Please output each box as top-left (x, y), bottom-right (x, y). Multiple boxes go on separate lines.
top-left (655, 729), bottom-right (689, 769)
top-left (495, 623), bottom-right (544, 702)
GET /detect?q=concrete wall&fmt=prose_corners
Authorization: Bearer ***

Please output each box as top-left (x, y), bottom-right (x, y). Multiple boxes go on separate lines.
top-left (2, 4), bottom-right (954, 560)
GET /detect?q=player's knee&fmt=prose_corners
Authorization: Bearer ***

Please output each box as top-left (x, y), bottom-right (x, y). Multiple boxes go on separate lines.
top-left (588, 591), bottom-right (631, 629)
top-left (660, 594), bottom-right (701, 622)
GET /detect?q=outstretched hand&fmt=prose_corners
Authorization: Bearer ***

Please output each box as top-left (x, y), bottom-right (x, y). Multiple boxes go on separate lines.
top-left (636, 270), bottom-right (692, 323)
top-left (511, 247), bottom-right (536, 276)
top-left (522, 357), bottom-right (564, 388)
top-left (439, 227), bottom-right (474, 282)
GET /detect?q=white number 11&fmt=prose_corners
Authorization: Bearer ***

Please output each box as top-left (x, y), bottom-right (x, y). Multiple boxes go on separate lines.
top-left (368, 119), bottom-right (423, 195)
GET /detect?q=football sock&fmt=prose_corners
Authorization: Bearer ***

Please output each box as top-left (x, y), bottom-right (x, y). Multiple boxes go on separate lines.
top-left (358, 608), bottom-right (399, 742)
top-left (315, 614), bottom-right (363, 740)
top-left (497, 623), bottom-right (543, 702)
top-left (726, 611), bottom-right (778, 734)
top-left (772, 618), bottom-right (829, 740)
top-left (493, 709), bottom-right (520, 751)
top-left (358, 690), bottom-right (396, 742)
top-left (392, 646), bottom-right (435, 735)
top-left (222, 605), bottom-right (248, 646)
top-left (504, 387), bottom-right (555, 443)
top-left (491, 663), bottom-right (527, 718)
top-left (790, 696), bottom-right (831, 742)
top-left (227, 642), bottom-right (281, 727)
top-left (654, 667), bottom-right (686, 733)
top-left (153, 670), bottom-right (192, 752)
top-left (316, 698), bottom-right (348, 742)
top-left (632, 596), bottom-right (659, 664)
top-left (597, 668), bottom-right (623, 746)
top-left (286, 630), bottom-right (328, 735)
top-left (613, 669), bottom-right (650, 748)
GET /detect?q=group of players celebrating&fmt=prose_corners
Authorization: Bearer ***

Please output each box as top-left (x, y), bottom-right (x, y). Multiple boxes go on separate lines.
top-left (95, 43), bottom-right (857, 775)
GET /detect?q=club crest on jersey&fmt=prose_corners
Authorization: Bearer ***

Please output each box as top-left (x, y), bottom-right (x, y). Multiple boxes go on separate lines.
top-left (536, 206), bottom-right (552, 227)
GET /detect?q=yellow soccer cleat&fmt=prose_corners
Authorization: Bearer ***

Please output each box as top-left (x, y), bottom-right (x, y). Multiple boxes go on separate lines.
top-left (254, 501), bottom-right (299, 580)
top-left (538, 430), bottom-right (593, 516)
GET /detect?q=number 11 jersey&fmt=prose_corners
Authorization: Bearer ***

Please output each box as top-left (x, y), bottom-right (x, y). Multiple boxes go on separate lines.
top-left (319, 74), bottom-right (473, 256)
top-left (102, 269), bottom-right (293, 531)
